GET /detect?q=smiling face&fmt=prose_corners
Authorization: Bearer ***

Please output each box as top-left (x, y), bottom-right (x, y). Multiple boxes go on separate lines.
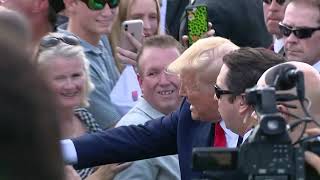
top-left (69, 0), bottom-right (118, 35)
top-left (127, 0), bottom-right (159, 37)
top-left (282, 2), bottom-right (320, 65)
top-left (44, 57), bottom-right (86, 109)
top-left (179, 69), bottom-right (220, 121)
top-left (138, 47), bottom-right (181, 114)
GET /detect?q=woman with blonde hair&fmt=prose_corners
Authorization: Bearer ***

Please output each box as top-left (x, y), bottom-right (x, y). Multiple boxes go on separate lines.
top-left (37, 33), bottom-right (130, 180)
top-left (110, 0), bottom-right (160, 68)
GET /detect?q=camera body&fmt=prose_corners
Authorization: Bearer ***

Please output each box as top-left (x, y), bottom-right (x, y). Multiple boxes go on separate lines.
top-left (239, 86), bottom-right (304, 179)
top-left (192, 85), bottom-right (320, 180)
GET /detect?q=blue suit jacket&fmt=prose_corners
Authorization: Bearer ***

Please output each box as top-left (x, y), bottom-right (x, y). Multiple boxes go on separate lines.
top-left (73, 98), bottom-right (214, 179)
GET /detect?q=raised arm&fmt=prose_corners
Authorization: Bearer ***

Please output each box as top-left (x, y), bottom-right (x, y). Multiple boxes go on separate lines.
top-left (73, 102), bottom-right (183, 169)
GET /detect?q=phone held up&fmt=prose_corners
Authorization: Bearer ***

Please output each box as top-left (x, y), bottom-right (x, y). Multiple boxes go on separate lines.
top-left (120, 19), bottom-right (144, 52)
top-left (186, 4), bottom-right (209, 47)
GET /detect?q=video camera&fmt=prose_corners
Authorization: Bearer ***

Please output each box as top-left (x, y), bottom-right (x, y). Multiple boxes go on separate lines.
top-left (192, 64), bottom-right (320, 180)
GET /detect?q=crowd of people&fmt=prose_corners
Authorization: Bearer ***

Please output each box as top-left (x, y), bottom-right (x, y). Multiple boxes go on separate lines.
top-left (0, 0), bottom-right (319, 179)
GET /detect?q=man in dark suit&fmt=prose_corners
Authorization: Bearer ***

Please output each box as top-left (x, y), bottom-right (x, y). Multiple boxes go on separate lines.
top-left (263, 0), bottom-right (288, 55)
top-left (165, 0), bottom-right (189, 39)
top-left (62, 37), bottom-right (239, 180)
top-left (168, 0), bottom-right (272, 48)
top-left (280, 0), bottom-right (320, 70)
top-left (215, 48), bottom-right (286, 141)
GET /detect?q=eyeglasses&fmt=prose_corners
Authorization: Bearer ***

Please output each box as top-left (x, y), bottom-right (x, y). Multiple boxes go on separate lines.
top-left (80, 0), bottom-right (119, 10)
top-left (214, 84), bottom-right (233, 99)
top-left (262, 0), bottom-right (286, 5)
top-left (279, 22), bottom-right (320, 39)
top-left (40, 35), bottom-right (80, 48)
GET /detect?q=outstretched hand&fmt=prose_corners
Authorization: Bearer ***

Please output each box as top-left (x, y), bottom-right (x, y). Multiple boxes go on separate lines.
top-left (85, 162), bottom-right (132, 180)
top-left (64, 166), bottom-right (81, 180)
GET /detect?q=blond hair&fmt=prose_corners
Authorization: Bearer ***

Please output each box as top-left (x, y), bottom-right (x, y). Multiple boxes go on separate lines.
top-left (167, 36), bottom-right (239, 84)
top-left (37, 33), bottom-right (94, 107)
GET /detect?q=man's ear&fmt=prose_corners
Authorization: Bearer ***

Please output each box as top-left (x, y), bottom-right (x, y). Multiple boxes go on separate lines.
top-left (32, 0), bottom-right (49, 13)
top-left (239, 96), bottom-right (250, 115)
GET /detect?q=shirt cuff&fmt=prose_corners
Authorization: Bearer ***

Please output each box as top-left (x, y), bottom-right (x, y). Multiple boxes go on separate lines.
top-left (60, 139), bottom-right (78, 165)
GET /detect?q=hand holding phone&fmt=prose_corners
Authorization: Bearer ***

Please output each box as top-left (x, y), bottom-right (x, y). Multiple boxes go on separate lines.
top-left (120, 19), bottom-right (143, 52)
top-left (186, 4), bottom-right (209, 46)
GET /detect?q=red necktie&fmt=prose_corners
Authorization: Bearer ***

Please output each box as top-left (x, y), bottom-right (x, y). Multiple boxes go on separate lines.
top-left (213, 123), bottom-right (227, 147)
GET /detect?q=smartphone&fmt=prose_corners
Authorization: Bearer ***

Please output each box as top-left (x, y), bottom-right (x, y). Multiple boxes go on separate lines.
top-left (186, 4), bottom-right (209, 46)
top-left (120, 19), bottom-right (144, 52)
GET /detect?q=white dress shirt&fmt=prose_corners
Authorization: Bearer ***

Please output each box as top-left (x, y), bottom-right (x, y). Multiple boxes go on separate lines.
top-left (220, 120), bottom-right (241, 148)
top-left (61, 139), bottom-right (77, 165)
top-left (313, 60), bottom-right (320, 72)
top-left (159, 0), bottom-right (167, 34)
top-left (243, 129), bottom-right (253, 144)
top-left (273, 37), bottom-right (284, 54)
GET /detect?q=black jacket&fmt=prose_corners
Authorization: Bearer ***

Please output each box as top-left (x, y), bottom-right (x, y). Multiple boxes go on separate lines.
top-left (166, 0), bottom-right (189, 39)
top-left (166, 0), bottom-right (272, 48)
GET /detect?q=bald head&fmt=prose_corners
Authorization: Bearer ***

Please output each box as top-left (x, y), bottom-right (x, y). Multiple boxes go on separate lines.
top-left (258, 61), bottom-right (320, 120)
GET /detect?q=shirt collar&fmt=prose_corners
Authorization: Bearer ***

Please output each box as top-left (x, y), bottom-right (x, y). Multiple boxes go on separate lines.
top-left (243, 129), bottom-right (253, 144)
top-left (312, 60), bottom-right (320, 72)
top-left (273, 37), bottom-right (284, 54)
top-left (136, 97), bottom-right (165, 119)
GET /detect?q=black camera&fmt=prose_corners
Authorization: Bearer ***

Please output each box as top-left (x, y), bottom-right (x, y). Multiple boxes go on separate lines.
top-left (192, 65), bottom-right (320, 180)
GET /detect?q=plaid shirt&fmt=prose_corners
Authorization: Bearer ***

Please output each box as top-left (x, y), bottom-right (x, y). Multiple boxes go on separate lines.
top-left (74, 108), bottom-right (102, 179)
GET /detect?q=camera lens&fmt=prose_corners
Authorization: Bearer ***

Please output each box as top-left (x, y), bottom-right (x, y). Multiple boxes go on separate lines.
top-left (267, 120), bottom-right (279, 131)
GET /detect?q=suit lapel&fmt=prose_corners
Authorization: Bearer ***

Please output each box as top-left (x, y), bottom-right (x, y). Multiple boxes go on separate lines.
top-left (191, 122), bottom-right (213, 147)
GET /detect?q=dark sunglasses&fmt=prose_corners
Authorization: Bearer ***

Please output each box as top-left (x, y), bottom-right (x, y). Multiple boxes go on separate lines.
top-left (214, 84), bottom-right (233, 99)
top-left (262, 0), bottom-right (286, 5)
top-left (80, 0), bottom-right (119, 10)
top-left (279, 22), bottom-right (320, 39)
top-left (40, 35), bottom-right (80, 48)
